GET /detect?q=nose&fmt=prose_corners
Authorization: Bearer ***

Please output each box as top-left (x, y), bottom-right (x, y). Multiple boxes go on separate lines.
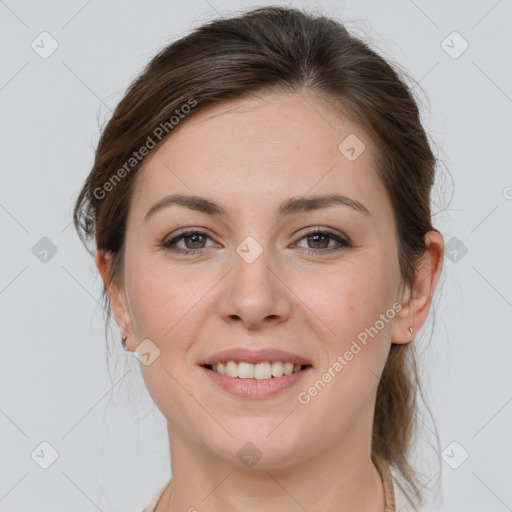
top-left (217, 244), bottom-right (292, 330)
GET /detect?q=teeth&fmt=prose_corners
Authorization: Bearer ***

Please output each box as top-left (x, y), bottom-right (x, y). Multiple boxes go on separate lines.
top-left (238, 362), bottom-right (255, 379)
top-left (271, 361), bottom-right (284, 377)
top-left (210, 361), bottom-right (305, 379)
top-left (225, 361), bottom-right (238, 378)
top-left (254, 362), bottom-right (272, 379)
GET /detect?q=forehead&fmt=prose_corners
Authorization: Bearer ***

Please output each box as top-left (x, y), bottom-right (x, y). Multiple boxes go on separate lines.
top-left (131, 91), bottom-right (386, 220)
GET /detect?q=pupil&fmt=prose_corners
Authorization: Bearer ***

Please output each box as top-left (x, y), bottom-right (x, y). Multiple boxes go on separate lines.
top-left (188, 234), bottom-right (204, 248)
top-left (310, 234), bottom-right (327, 249)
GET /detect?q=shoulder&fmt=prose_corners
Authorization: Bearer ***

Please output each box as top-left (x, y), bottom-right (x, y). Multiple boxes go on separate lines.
top-left (374, 455), bottom-right (419, 512)
top-left (143, 472), bottom-right (425, 512)
top-left (393, 483), bottom-right (418, 511)
top-left (393, 482), bottom-right (443, 512)
top-left (142, 481), bottom-right (170, 512)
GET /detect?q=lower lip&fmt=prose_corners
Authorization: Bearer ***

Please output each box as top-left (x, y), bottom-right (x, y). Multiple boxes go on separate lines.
top-left (200, 365), bottom-right (312, 399)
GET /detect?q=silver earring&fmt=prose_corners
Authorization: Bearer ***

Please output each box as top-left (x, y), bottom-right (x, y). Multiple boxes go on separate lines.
top-left (409, 327), bottom-right (414, 333)
top-left (121, 335), bottom-right (128, 351)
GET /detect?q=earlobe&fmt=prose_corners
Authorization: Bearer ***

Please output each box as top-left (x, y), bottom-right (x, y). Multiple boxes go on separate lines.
top-left (391, 285), bottom-right (416, 345)
top-left (391, 230), bottom-right (444, 346)
top-left (96, 250), bottom-right (134, 346)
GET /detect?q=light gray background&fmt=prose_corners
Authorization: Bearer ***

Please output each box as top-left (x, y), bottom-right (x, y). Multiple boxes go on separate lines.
top-left (1, 0), bottom-right (511, 510)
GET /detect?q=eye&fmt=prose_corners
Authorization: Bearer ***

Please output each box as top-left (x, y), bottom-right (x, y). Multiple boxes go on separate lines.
top-left (160, 227), bottom-right (351, 257)
top-left (294, 228), bottom-right (351, 255)
top-left (161, 229), bottom-right (216, 255)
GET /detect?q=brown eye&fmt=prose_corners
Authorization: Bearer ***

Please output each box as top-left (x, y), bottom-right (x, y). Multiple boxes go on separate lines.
top-left (162, 229), bottom-right (214, 255)
top-left (180, 233), bottom-right (207, 249)
top-left (295, 228), bottom-right (350, 254)
top-left (306, 232), bottom-right (330, 249)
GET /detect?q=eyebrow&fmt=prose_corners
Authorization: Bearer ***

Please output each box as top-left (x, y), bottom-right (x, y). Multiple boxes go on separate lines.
top-left (144, 192), bottom-right (371, 222)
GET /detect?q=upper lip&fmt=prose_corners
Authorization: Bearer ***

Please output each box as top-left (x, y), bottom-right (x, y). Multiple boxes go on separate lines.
top-left (199, 348), bottom-right (313, 367)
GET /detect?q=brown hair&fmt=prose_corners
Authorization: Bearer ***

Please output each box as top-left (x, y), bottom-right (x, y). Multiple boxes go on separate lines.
top-left (74, 6), bottom-right (442, 508)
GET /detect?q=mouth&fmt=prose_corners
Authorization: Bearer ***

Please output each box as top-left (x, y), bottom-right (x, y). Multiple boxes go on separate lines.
top-left (198, 348), bottom-right (314, 398)
top-left (200, 360), bottom-right (313, 399)
top-left (202, 361), bottom-right (313, 380)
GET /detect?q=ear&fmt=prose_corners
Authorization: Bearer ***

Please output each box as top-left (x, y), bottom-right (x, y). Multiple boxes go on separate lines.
top-left (96, 250), bottom-right (135, 349)
top-left (391, 230), bottom-right (444, 345)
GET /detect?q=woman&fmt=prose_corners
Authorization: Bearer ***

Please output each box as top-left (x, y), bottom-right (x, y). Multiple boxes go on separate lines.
top-left (73, 6), bottom-right (444, 511)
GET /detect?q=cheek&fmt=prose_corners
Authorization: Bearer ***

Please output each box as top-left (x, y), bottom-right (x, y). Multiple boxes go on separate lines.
top-left (125, 254), bottom-right (219, 343)
top-left (295, 270), bottom-right (395, 426)
top-left (124, 258), bottom-right (208, 422)
top-left (124, 255), bottom-right (181, 339)
top-left (295, 263), bottom-right (394, 347)
top-left (297, 263), bottom-right (396, 409)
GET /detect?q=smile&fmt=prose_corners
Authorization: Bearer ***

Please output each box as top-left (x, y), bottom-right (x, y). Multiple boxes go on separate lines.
top-left (204, 361), bottom-right (310, 380)
top-left (201, 362), bottom-right (312, 399)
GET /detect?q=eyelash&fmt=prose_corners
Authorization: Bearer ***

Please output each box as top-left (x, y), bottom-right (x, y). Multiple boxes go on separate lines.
top-left (161, 228), bottom-right (351, 257)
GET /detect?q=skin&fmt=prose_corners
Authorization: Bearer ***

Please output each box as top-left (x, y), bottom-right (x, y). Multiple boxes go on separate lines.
top-left (97, 90), bottom-right (444, 511)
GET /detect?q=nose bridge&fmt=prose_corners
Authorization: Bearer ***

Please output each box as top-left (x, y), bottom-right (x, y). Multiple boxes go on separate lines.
top-left (218, 233), bottom-right (290, 327)
top-left (235, 237), bottom-right (273, 291)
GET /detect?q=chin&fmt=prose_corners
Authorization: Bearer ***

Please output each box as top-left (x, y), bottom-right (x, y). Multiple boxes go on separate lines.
top-left (206, 427), bottom-right (307, 470)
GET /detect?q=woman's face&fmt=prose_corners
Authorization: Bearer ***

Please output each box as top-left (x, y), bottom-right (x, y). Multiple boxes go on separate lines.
top-left (106, 91), bottom-right (418, 468)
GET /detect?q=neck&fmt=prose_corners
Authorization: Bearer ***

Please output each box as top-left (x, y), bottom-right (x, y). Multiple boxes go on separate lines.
top-left (159, 420), bottom-right (386, 511)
